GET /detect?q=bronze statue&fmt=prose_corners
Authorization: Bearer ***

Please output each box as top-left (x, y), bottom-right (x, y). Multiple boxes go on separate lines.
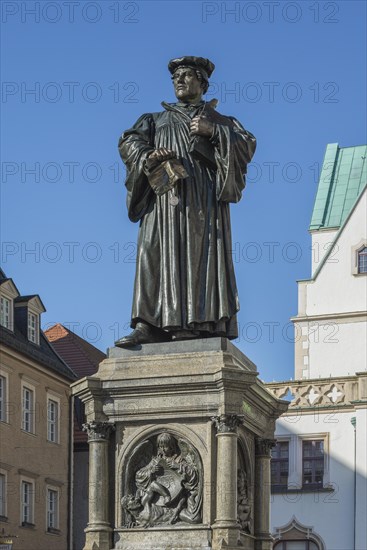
top-left (116, 56), bottom-right (256, 347)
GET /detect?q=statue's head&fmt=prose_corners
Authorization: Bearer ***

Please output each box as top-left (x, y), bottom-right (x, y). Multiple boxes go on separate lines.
top-left (157, 432), bottom-right (176, 457)
top-left (168, 56), bottom-right (215, 103)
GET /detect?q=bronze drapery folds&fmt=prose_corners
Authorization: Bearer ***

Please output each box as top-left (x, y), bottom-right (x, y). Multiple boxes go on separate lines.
top-left (116, 56), bottom-right (256, 347)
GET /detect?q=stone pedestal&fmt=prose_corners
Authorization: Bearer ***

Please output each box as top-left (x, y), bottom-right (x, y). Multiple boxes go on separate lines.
top-left (72, 338), bottom-right (287, 550)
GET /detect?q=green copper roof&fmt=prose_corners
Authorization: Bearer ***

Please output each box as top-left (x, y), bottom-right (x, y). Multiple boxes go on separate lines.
top-left (310, 143), bottom-right (367, 230)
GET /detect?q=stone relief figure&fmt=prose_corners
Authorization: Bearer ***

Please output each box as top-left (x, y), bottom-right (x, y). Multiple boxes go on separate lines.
top-left (122, 432), bottom-right (202, 528)
top-left (237, 468), bottom-right (252, 533)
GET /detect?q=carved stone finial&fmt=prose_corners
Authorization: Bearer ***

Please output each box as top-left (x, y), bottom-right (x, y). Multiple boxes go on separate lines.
top-left (82, 420), bottom-right (115, 442)
top-left (255, 437), bottom-right (275, 457)
top-left (212, 414), bottom-right (243, 433)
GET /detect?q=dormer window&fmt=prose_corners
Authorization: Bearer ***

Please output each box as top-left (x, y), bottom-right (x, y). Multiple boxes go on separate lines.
top-left (358, 246), bottom-right (367, 274)
top-left (0, 296), bottom-right (11, 329)
top-left (14, 294), bottom-right (45, 345)
top-left (28, 312), bottom-right (39, 344)
top-left (0, 275), bottom-right (18, 331)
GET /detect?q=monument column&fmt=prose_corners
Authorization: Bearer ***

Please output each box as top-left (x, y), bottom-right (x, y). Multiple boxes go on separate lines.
top-left (82, 420), bottom-right (115, 550)
top-left (212, 414), bottom-right (242, 549)
top-left (254, 437), bottom-right (275, 550)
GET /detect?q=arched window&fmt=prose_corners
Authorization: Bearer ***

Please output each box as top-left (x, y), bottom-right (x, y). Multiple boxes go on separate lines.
top-left (274, 541), bottom-right (319, 550)
top-left (273, 517), bottom-right (325, 550)
top-left (358, 246), bottom-right (367, 273)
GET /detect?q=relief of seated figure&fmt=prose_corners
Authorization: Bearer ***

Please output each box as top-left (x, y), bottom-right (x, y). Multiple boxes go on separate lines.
top-left (122, 432), bottom-right (202, 528)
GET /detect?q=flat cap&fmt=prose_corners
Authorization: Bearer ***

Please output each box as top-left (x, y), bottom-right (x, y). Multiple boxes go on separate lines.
top-left (168, 56), bottom-right (215, 79)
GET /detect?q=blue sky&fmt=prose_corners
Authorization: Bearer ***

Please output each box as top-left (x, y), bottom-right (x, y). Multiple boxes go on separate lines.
top-left (1, 0), bottom-right (366, 381)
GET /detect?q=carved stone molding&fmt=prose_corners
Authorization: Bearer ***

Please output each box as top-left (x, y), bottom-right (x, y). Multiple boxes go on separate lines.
top-left (255, 437), bottom-right (275, 457)
top-left (265, 374), bottom-right (367, 410)
top-left (82, 420), bottom-right (115, 442)
top-left (212, 414), bottom-right (244, 433)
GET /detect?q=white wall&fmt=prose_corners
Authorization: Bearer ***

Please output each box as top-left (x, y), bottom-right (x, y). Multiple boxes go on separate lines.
top-left (272, 411), bottom-right (358, 550)
top-left (307, 320), bottom-right (367, 378)
top-left (305, 190), bottom-right (367, 317)
top-left (310, 229), bottom-right (338, 275)
top-left (355, 407), bottom-right (367, 550)
top-left (295, 189), bottom-right (367, 379)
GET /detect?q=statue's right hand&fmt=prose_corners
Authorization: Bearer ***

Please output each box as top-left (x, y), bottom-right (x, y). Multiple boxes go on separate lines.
top-left (148, 148), bottom-right (176, 163)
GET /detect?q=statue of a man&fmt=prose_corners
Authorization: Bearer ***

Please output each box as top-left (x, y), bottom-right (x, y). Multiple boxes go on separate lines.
top-left (116, 56), bottom-right (256, 347)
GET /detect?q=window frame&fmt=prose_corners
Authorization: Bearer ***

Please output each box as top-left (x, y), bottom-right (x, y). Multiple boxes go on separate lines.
top-left (46, 487), bottom-right (59, 531)
top-left (0, 470), bottom-right (7, 519)
top-left (27, 310), bottom-right (40, 345)
top-left (357, 246), bottom-right (367, 274)
top-left (20, 479), bottom-right (35, 526)
top-left (271, 440), bottom-right (290, 490)
top-left (21, 383), bottom-right (35, 434)
top-left (302, 439), bottom-right (325, 489)
top-left (47, 396), bottom-right (60, 444)
top-left (274, 540), bottom-right (319, 550)
top-left (0, 295), bottom-right (12, 330)
top-left (0, 373), bottom-right (8, 423)
top-left (351, 241), bottom-right (367, 276)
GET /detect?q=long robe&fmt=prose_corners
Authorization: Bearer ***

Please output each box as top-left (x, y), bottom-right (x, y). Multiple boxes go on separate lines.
top-left (118, 101), bottom-right (256, 339)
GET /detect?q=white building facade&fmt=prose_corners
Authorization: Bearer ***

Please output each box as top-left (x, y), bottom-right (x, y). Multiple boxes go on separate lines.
top-left (266, 143), bottom-right (367, 550)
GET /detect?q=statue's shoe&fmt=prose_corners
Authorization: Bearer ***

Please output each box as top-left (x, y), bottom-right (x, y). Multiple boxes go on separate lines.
top-left (115, 322), bottom-right (170, 348)
top-left (171, 330), bottom-right (201, 341)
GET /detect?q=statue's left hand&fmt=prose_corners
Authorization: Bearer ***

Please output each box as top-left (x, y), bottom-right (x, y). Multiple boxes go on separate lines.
top-left (190, 116), bottom-right (214, 138)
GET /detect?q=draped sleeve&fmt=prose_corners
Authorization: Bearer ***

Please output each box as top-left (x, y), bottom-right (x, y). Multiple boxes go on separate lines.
top-left (118, 113), bottom-right (156, 222)
top-left (211, 118), bottom-right (256, 203)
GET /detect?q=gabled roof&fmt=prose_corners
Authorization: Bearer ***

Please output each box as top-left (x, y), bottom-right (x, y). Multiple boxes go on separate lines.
top-left (45, 324), bottom-right (106, 445)
top-left (0, 269), bottom-right (20, 296)
top-left (45, 323), bottom-right (105, 379)
top-left (15, 294), bottom-right (46, 312)
top-left (310, 143), bottom-right (367, 231)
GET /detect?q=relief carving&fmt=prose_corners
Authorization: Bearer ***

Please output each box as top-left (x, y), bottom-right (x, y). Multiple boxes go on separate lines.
top-left (121, 432), bottom-right (202, 528)
top-left (237, 469), bottom-right (252, 534)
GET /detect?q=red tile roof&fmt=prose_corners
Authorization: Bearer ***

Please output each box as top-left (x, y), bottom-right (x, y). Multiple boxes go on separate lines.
top-left (45, 323), bottom-right (105, 378)
top-left (45, 324), bottom-right (106, 445)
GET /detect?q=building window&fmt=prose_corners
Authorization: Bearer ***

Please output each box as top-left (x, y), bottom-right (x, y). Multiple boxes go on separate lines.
top-left (47, 488), bottom-right (59, 530)
top-left (0, 473), bottom-right (6, 518)
top-left (47, 399), bottom-right (59, 443)
top-left (22, 386), bottom-right (34, 433)
top-left (0, 375), bottom-right (7, 422)
top-left (28, 312), bottom-right (39, 344)
top-left (358, 246), bottom-right (367, 274)
top-left (274, 541), bottom-right (319, 550)
top-left (271, 441), bottom-right (289, 489)
top-left (21, 481), bottom-right (34, 525)
top-left (0, 296), bottom-right (12, 329)
top-left (302, 440), bottom-right (324, 488)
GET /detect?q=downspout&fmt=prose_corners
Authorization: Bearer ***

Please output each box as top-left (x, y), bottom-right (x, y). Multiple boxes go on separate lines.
top-left (68, 393), bottom-right (75, 550)
top-left (350, 416), bottom-right (356, 550)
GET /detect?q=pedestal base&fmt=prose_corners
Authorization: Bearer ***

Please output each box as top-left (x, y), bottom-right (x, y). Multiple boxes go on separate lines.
top-left (72, 338), bottom-right (287, 550)
top-left (84, 524), bottom-right (113, 550)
